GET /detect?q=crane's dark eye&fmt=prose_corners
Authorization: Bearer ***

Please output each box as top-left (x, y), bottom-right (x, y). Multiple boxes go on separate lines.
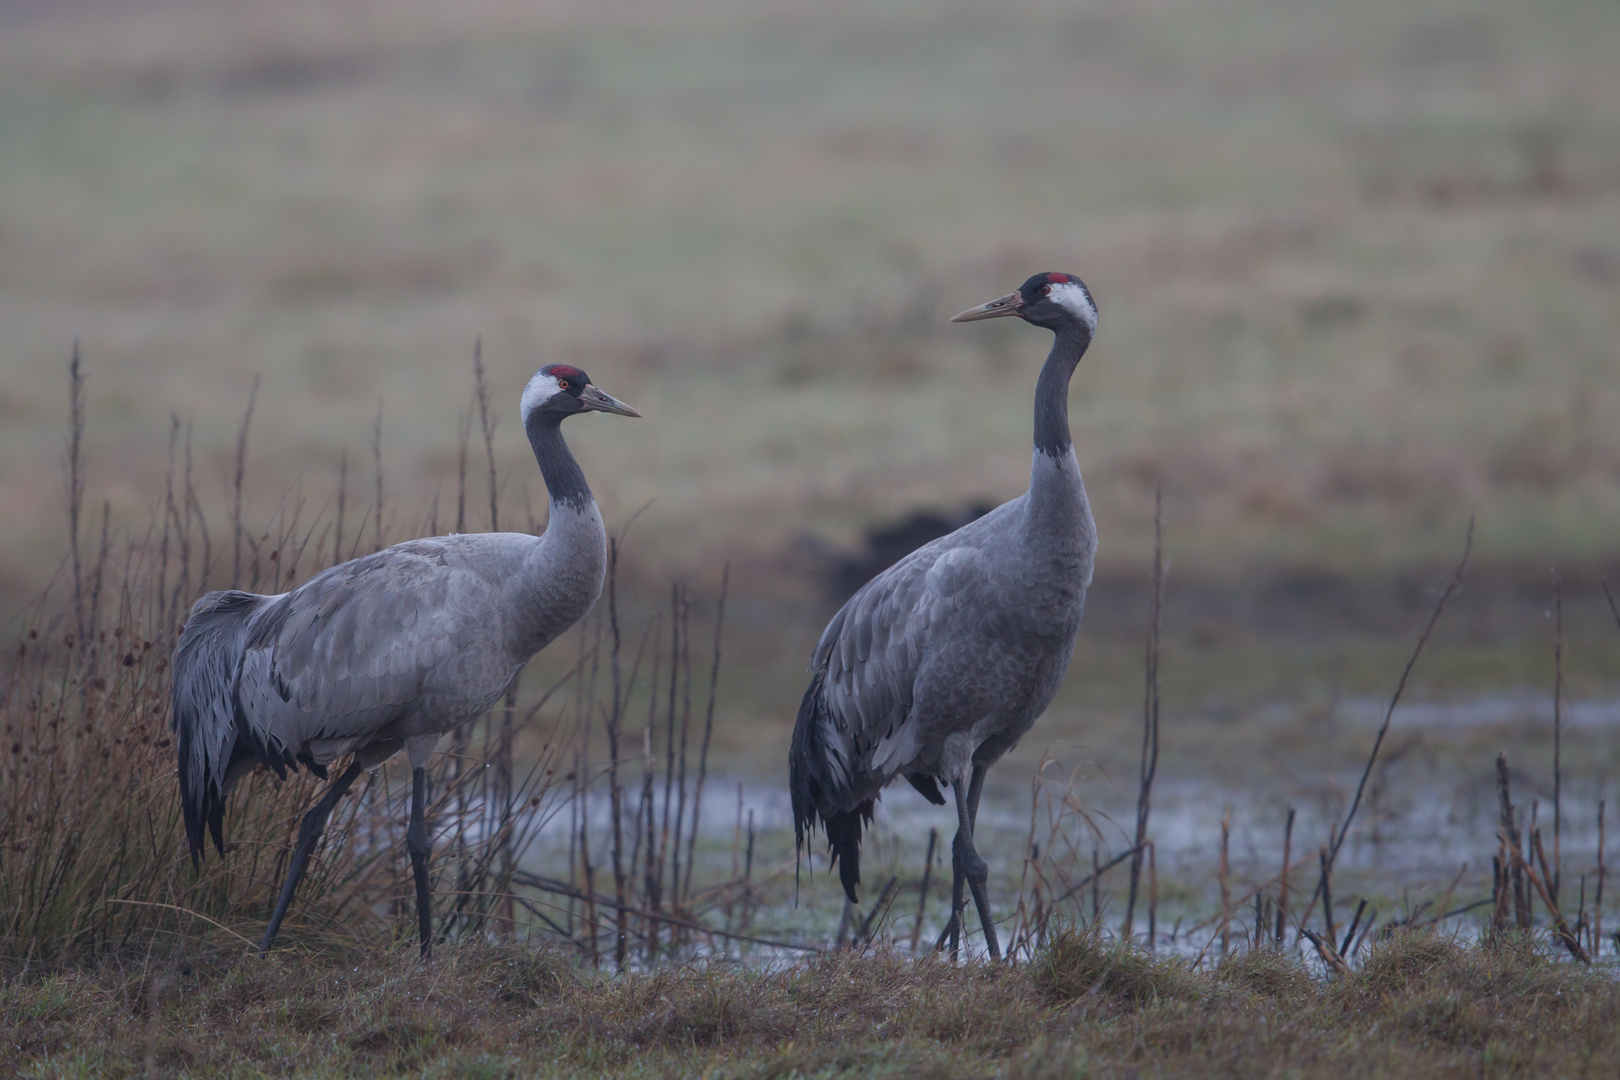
top-left (557, 379), bottom-right (570, 390)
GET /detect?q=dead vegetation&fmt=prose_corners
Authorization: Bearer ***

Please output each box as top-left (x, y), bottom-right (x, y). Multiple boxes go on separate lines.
top-left (5, 927), bottom-right (1619, 1078)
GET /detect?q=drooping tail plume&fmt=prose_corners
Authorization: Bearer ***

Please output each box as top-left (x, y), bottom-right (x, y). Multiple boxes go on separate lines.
top-left (171, 590), bottom-right (258, 865)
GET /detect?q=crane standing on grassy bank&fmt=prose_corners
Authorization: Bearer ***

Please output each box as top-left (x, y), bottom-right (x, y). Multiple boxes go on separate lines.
top-left (170, 364), bottom-right (639, 957)
top-left (790, 273), bottom-right (1100, 960)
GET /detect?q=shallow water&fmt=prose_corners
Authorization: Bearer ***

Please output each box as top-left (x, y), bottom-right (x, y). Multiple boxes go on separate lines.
top-left (505, 692), bottom-right (1620, 960)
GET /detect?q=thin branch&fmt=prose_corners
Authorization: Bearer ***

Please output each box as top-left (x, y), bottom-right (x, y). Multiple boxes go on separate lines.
top-left (1327, 518), bottom-right (1473, 872)
top-left (230, 374), bottom-right (260, 588)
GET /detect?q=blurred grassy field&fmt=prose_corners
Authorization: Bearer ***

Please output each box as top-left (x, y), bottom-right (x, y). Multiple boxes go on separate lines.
top-left (1, 0), bottom-right (1617, 666)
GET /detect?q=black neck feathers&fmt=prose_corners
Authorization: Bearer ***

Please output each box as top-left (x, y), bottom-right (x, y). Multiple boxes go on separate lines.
top-left (524, 411), bottom-right (593, 513)
top-left (1033, 324), bottom-right (1091, 458)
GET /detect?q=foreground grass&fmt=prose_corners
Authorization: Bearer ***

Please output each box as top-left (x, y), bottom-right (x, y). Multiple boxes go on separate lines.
top-left (8, 928), bottom-right (1619, 1079)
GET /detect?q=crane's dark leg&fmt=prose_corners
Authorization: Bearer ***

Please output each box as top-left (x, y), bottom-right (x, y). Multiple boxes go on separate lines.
top-left (933, 764), bottom-right (991, 958)
top-left (959, 765), bottom-right (1000, 960)
top-left (407, 765), bottom-right (435, 959)
top-left (260, 760), bottom-right (366, 954)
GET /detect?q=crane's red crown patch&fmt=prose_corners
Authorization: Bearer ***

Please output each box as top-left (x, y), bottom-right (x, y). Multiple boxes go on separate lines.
top-left (542, 364), bottom-right (585, 380)
top-left (1045, 273), bottom-right (1071, 284)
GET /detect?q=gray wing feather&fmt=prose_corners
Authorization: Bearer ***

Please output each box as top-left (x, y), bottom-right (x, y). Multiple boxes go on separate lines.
top-left (812, 539), bottom-right (991, 773)
top-left (237, 541), bottom-right (500, 760)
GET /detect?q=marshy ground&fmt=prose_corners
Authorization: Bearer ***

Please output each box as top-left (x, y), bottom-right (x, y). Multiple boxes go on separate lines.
top-left (3, 0), bottom-right (1620, 1076)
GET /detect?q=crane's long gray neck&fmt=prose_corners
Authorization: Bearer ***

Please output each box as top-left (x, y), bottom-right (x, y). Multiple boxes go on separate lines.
top-left (513, 409), bottom-right (607, 657)
top-left (524, 412), bottom-right (592, 512)
top-left (1024, 323), bottom-right (1097, 564)
top-left (1032, 325), bottom-right (1090, 459)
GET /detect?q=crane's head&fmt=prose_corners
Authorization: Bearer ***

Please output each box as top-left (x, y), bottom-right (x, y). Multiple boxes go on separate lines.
top-left (521, 364), bottom-right (641, 423)
top-left (950, 272), bottom-right (1098, 337)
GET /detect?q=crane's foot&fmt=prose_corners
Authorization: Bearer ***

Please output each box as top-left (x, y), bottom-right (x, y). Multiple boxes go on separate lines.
top-left (955, 828), bottom-right (1001, 961)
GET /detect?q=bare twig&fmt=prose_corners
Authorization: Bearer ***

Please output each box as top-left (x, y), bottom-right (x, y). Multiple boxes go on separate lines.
top-left (1050, 844), bottom-right (1146, 906)
top-left (1519, 832), bottom-right (1589, 962)
top-left (473, 336), bottom-right (499, 532)
top-left (1300, 928), bottom-right (1350, 975)
top-left (1553, 575), bottom-right (1563, 902)
top-left (1339, 897), bottom-right (1368, 956)
top-left (1303, 519), bottom-right (1473, 927)
top-left (371, 400), bottom-right (385, 552)
top-left (334, 447), bottom-right (347, 565)
top-left (1276, 806), bottom-right (1295, 944)
top-left (1597, 799), bottom-right (1606, 959)
top-left (510, 873), bottom-right (824, 953)
top-left (855, 876), bottom-right (901, 951)
top-left (66, 343), bottom-right (87, 646)
top-left (911, 828), bottom-right (938, 951)
top-left (1124, 483), bottom-right (1164, 938)
top-left (230, 374), bottom-right (260, 588)
top-left (1219, 809), bottom-right (1231, 955)
top-left (684, 563), bottom-right (729, 904)
top-left (1603, 582), bottom-right (1620, 637)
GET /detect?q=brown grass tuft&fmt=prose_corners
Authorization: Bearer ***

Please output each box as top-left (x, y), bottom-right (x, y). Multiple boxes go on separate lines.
top-left (1029, 924), bottom-right (1201, 1008)
top-left (1215, 944), bottom-right (1313, 999)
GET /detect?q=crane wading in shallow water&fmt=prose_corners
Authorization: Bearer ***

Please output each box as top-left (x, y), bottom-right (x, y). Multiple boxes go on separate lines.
top-left (790, 273), bottom-right (1100, 960)
top-left (170, 364), bottom-right (639, 956)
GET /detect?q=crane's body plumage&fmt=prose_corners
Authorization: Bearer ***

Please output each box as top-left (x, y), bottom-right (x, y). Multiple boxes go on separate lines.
top-left (790, 272), bottom-right (1100, 959)
top-left (171, 364), bottom-right (636, 955)
top-left (800, 457), bottom-right (1095, 807)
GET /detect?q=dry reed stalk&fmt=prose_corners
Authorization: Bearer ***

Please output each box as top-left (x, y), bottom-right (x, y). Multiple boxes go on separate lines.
top-left (1605, 582), bottom-right (1620, 634)
top-left (910, 828), bottom-right (937, 951)
top-left (1124, 483), bottom-right (1164, 939)
top-left (1219, 809), bottom-right (1231, 955)
top-left (334, 447), bottom-right (347, 565)
top-left (1147, 839), bottom-right (1158, 949)
top-left (1301, 927), bottom-right (1350, 975)
top-left (1497, 754), bottom-right (1530, 929)
top-left (87, 500), bottom-right (109, 658)
top-left (579, 619), bottom-right (601, 966)
top-left (1276, 806), bottom-right (1295, 944)
top-left (605, 540), bottom-right (627, 967)
top-left (158, 416), bottom-right (178, 625)
top-left (455, 399), bottom-right (471, 535)
top-left (684, 563), bottom-right (729, 905)
top-left (1596, 799), bottom-right (1606, 958)
top-left (1050, 844), bottom-right (1145, 907)
top-left (1304, 520), bottom-right (1473, 925)
top-left (230, 374), bottom-right (260, 589)
top-left (1339, 897), bottom-right (1368, 956)
top-left (371, 400), bottom-right (385, 552)
top-left (1553, 576), bottom-right (1563, 901)
top-left (1317, 847), bottom-right (1336, 947)
top-left (856, 876), bottom-right (900, 952)
top-left (1092, 844), bottom-right (1101, 921)
top-left (473, 336), bottom-right (499, 533)
top-left (1577, 873), bottom-right (1587, 953)
top-left (672, 588), bottom-right (693, 912)
top-left (643, 622), bottom-right (663, 959)
top-left (1519, 830), bottom-right (1590, 962)
top-left (66, 342), bottom-right (86, 645)
top-left (511, 871), bottom-right (823, 953)
top-left (742, 809), bottom-right (756, 931)
top-left (656, 584), bottom-right (679, 924)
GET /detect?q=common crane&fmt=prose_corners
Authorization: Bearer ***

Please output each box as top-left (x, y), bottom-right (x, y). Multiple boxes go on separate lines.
top-left (790, 273), bottom-right (1099, 960)
top-left (171, 364), bottom-right (639, 956)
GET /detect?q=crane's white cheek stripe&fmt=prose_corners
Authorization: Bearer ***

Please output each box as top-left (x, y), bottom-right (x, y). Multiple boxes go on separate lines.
top-left (520, 373), bottom-right (561, 422)
top-left (1049, 282), bottom-right (1098, 334)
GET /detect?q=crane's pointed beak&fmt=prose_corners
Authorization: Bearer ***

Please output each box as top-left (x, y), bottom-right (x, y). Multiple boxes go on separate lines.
top-left (950, 291), bottom-right (1024, 323)
top-left (580, 385), bottom-right (641, 418)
